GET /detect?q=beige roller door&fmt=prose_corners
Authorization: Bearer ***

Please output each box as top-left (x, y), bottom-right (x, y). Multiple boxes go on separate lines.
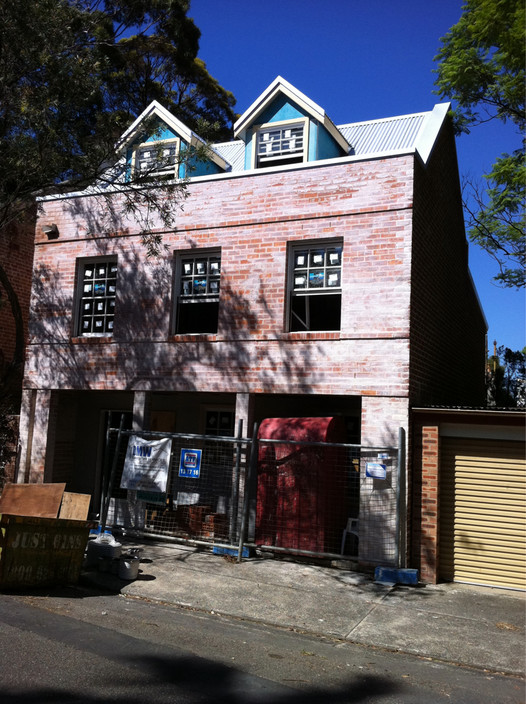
top-left (440, 437), bottom-right (525, 590)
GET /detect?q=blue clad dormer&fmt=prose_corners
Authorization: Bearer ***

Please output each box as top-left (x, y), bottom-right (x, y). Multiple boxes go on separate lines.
top-left (234, 77), bottom-right (351, 170)
top-left (115, 100), bottom-right (230, 181)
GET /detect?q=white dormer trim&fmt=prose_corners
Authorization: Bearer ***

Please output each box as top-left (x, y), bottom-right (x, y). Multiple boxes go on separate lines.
top-left (234, 76), bottom-right (350, 154)
top-left (115, 100), bottom-right (230, 172)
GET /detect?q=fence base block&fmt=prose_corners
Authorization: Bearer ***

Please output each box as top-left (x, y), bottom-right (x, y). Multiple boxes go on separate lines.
top-left (374, 567), bottom-right (419, 585)
top-left (213, 546), bottom-right (252, 559)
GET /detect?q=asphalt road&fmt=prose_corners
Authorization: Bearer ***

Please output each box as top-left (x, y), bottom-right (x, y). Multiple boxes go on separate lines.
top-left (0, 589), bottom-right (523, 703)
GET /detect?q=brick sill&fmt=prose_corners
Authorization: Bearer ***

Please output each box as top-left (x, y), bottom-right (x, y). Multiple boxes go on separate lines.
top-left (168, 334), bottom-right (218, 343)
top-left (71, 336), bottom-right (114, 344)
top-left (284, 331), bottom-right (341, 341)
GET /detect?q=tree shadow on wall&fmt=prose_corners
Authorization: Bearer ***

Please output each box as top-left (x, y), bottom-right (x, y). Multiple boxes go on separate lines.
top-left (26, 225), bottom-right (324, 396)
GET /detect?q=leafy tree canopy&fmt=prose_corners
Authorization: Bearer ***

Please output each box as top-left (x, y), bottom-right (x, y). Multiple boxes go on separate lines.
top-left (0, 0), bottom-right (237, 229)
top-left (434, 0), bottom-right (525, 288)
top-left (0, 0), bottom-right (236, 438)
top-left (487, 345), bottom-right (526, 406)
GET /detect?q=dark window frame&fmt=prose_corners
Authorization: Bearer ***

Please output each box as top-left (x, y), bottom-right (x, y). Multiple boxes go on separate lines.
top-left (173, 249), bottom-right (221, 335)
top-left (287, 240), bottom-right (343, 332)
top-left (75, 257), bottom-right (118, 337)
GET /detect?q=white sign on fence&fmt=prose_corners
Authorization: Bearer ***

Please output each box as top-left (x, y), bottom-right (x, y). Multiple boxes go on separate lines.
top-left (120, 436), bottom-right (172, 492)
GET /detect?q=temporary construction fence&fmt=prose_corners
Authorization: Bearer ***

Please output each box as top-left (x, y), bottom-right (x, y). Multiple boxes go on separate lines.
top-left (100, 414), bottom-right (406, 568)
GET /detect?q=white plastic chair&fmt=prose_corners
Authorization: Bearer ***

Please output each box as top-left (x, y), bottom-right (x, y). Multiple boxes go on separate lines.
top-left (341, 517), bottom-right (359, 555)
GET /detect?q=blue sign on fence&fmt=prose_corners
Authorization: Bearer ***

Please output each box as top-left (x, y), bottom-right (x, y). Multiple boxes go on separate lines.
top-left (179, 449), bottom-right (202, 479)
top-left (366, 462), bottom-right (387, 479)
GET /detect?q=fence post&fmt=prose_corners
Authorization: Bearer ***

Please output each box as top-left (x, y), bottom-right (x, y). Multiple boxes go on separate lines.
top-left (237, 422), bottom-right (258, 562)
top-left (230, 419), bottom-right (243, 544)
top-left (101, 412), bottom-right (126, 532)
top-left (397, 426), bottom-right (407, 568)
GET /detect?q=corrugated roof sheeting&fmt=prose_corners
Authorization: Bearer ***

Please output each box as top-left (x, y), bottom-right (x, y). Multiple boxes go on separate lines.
top-left (211, 112), bottom-right (429, 172)
top-left (338, 113), bottom-right (427, 156)
top-left (213, 140), bottom-right (245, 172)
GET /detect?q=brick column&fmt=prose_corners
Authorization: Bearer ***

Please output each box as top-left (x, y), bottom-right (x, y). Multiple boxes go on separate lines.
top-left (132, 391), bottom-right (151, 432)
top-left (17, 389), bottom-right (57, 484)
top-left (420, 425), bottom-right (440, 583)
top-left (234, 393), bottom-right (255, 439)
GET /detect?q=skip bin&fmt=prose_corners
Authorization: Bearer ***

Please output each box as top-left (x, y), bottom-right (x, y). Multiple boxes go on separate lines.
top-left (0, 514), bottom-right (89, 589)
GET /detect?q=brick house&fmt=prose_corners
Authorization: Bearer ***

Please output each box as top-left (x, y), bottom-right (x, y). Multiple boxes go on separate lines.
top-left (17, 78), bottom-right (487, 566)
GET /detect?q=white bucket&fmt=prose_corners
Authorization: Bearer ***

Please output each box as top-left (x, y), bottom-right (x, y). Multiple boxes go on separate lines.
top-left (118, 555), bottom-right (140, 580)
top-left (86, 538), bottom-right (122, 566)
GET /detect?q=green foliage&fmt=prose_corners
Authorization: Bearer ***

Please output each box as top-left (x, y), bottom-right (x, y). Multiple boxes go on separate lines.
top-left (464, 150), bottom-right (525, 287)
top-left (434, 0), bottom-right (525, 288)
top-left (0, 0), bottom-right (237, 417)
top-left (487, 345), bottom-right (526, 406)
top-left (0, 0), bottom-right (237, 230)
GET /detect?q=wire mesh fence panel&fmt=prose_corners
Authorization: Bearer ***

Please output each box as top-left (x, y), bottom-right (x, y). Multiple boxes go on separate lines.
top-left (357, 448), bottom-right (399, 566)
top-left (252, 439), bottom-right (399, 564)
top-left (102, 429), bottom-right (250, 547)
top-left (101, 422), bottom-right (401, 565)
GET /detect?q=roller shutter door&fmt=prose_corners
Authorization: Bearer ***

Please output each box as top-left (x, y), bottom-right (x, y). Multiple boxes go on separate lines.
top-left (439, 437), bottom-right (525, 590)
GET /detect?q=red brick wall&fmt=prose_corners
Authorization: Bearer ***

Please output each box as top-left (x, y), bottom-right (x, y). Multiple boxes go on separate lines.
top-left (0, 211), bottom-right (36, 393)
top-left (412, 424), bottom-right (440, 583)
top-left (410, 121), bottom-right (486, 406)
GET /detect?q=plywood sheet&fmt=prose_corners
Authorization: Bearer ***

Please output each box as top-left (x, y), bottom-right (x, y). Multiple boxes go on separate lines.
top-left (0, 483), bottom-right (66, 519)
top-left (58, 492), bottom-right (91, 521)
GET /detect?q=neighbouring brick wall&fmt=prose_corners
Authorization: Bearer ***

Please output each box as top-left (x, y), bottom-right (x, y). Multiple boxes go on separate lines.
top-left (26, 159), bottom-right (415, 401)
top-left (0, 209), bottom-right (36, 402)
top-left (411, 423), bottom-right (440, 583)
top-left (410, 121), bottom-right (487, 406)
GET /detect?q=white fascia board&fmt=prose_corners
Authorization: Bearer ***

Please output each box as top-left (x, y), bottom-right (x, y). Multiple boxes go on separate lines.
top-left (234, 76), bottom-right (350, 152)
top-left (413, 102), bottom-right (450, 164)
top-left (115, 100), bottom-right (230, 171)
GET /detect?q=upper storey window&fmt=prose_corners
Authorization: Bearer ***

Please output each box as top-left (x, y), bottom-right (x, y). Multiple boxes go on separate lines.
top-left (132, 138), bottom-right (179, 177)
top-left (175, 250), bottom-right (221, 334)
top-left (77, 258), bottom-right (117, 336)
top-left (255, 118), bottom-right (307, 168)
top-left (288, 241), bottom-right (342, 332)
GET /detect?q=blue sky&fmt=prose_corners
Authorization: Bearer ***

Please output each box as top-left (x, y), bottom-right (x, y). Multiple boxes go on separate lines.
top-left (189, 0), bottom-right (524, 353)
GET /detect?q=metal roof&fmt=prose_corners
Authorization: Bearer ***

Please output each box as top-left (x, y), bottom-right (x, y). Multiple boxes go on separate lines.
top-left (213, 140), bottom-right (245, 172)
top-left (338, 112), bottom-right (427, 156)
top-left (412, 406), bottom-right (525, 415)
top-left (213, 111), bottom-right (431, 172)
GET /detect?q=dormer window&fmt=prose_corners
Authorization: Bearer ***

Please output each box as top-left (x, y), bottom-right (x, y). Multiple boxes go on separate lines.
top-left (254, 118), bottom-right (307, 168)
top-left (132, 137), bottom-right (179, 177)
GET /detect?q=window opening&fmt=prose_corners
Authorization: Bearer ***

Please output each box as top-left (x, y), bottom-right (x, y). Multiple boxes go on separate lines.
top-left (257, 123), bottom-right (304, 167)
top-left (133, 138), bottom-right (179, 176)
top-left (289, 243), bottom-right (342, 332)
top-left (204, 409), bottom-right (235, 437)
top-left (175, 251), bottom-right (221, 334)
top-left (78, 259), bottom-right (117, 336)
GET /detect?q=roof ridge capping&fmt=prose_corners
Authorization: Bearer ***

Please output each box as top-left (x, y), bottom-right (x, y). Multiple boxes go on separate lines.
top-left (414, 102), bottom-right (450, 164)
top-left (234, 76), bottom-right (351, 153)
